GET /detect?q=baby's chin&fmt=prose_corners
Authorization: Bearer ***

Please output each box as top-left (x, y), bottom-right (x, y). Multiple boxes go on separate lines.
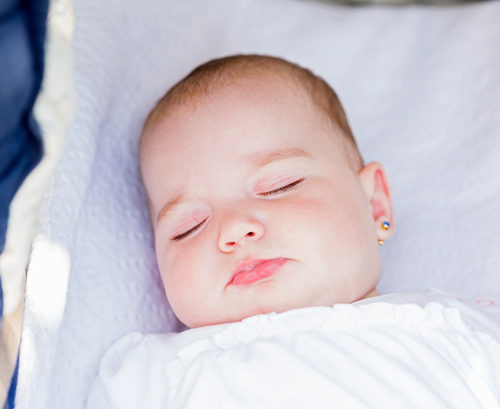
top-left (183, 291), bottom-right (380, 329)
top-left (179, 305), bottom-right (292, 329)
top-left (357, 288), bottom-right (380, 301)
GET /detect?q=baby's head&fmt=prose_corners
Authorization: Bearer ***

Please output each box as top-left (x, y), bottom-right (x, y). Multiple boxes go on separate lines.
top-left (140, 55), bottom-right (394, 328)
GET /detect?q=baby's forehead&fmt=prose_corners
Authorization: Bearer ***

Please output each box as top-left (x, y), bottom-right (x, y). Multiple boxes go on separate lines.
top-left (142, 76), bottom-right (314, 150)
top-left (145, 80), bottom-right (324, 149)
top-left (146, 65), bottom-right (312, 129)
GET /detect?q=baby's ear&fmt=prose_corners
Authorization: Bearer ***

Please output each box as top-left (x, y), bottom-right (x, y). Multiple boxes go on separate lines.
top-left (357, 162), bottom-right (394, 240)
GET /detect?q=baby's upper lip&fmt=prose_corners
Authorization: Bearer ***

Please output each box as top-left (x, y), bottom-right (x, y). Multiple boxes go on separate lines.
top-left (232, 259), bottom-right (267, 276)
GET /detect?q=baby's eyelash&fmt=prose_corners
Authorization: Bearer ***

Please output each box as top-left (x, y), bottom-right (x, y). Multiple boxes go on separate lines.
top-left (259, 178), bottom-right (305, 197)
top-left (171, 218), bottom-right (207, 241)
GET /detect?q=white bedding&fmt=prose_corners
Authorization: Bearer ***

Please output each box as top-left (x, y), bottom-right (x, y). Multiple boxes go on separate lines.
top-left (16, 0), bottom-right (500, 408)
top-left (88, 293), bottom-right (500, 409)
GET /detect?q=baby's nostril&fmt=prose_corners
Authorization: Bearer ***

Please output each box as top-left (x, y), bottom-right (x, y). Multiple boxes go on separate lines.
top-left (227, 241), bottom-right (236, 246)
top-left (247, 232), bottom-right (255, 237)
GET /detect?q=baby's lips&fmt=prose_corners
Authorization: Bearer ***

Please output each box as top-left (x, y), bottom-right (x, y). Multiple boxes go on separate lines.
top-left (229, 258), bottom-right (288, 286)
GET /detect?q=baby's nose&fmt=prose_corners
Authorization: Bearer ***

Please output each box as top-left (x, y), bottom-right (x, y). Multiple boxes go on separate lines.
top-left (218, 220), bottom-right (264, 252)
top-left (224, 231), bottom-right (256, 246)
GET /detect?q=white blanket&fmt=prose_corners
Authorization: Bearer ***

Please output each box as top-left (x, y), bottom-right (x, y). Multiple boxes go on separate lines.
top-left (17, 0), bottom-right (500, 408)
top-left (88, 293), bottom-right (500, 409)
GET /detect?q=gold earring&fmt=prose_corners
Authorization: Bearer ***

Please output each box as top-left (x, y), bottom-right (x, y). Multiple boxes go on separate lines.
top-left (379, 221), bottom-right (389, 244)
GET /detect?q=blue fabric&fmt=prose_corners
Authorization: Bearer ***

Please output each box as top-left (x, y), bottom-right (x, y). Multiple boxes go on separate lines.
top-left (3, 357), bottom-right (18, 409)
top-left (0, 0), bottom-right (49, 407)
top-left (0, 0), bottom-right (47, 255)
top-left (0, 276), bottom-right (3, 323)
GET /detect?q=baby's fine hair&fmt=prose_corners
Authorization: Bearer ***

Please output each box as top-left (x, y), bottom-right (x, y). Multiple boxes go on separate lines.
top-left (143, 54), bottom-right (363, 170)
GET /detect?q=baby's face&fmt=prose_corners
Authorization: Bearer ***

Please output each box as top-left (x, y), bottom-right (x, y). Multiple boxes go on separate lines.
top-left (141, 80), bottom-right (391, 328)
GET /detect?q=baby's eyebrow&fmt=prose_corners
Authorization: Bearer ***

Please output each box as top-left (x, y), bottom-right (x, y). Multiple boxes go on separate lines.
top-left (156, 194), bottom-right (185, 226)
top-left (252, 148), bottom-right (313, 169)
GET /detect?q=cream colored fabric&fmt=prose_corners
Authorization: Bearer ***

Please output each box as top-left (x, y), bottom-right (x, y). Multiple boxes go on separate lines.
top-left (0, 283), bottom-right (23, 406)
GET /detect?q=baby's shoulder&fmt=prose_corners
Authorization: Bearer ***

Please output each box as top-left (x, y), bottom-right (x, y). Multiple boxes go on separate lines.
top-left (357, 289), bottom-right (500, 342)
top-left (87, 332), bottom-right (174, 408)
top-left (105, 331), bottom-right (173, 363)
top-left (87, 324), bottom-right (233, 408)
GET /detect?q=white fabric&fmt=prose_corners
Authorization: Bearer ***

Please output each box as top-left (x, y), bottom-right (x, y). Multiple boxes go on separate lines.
top-left (17, 0), bottom-right (500, 408)
top-left (87, 293), bottom-right (500, 409)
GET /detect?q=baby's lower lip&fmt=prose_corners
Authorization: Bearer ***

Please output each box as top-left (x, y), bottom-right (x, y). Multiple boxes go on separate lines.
top-left (230, 258), bottom-right (288, 285)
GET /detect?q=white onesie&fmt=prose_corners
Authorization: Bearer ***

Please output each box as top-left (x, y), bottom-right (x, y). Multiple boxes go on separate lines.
top-left (87, 290), bottom-right (500, 409)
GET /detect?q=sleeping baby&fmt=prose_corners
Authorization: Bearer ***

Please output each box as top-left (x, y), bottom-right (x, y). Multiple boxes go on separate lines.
top-left (87, 55), bottom-right (500, 408)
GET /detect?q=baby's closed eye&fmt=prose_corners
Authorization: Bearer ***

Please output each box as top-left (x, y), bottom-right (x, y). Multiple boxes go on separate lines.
top-left (171, 217), bottom-right (208, 241)
top-left (258, 178), bottom-right (305, 197)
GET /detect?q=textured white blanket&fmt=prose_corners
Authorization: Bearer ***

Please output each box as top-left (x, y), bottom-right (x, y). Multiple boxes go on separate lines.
top-left (17, 0), bottom-right (500, 408)
top-left (88, 294), bottom-right (500, 409)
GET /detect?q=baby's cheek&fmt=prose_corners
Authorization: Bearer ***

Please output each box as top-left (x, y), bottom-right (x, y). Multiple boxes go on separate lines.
top-left (278, 194), bottom-right (327, 225)
top-left (159, 246), bottom-right (205, 322)
top-left (284, 192), bottom-right (368, 261)
top-left (281, 194), bottom-right (344, 235)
